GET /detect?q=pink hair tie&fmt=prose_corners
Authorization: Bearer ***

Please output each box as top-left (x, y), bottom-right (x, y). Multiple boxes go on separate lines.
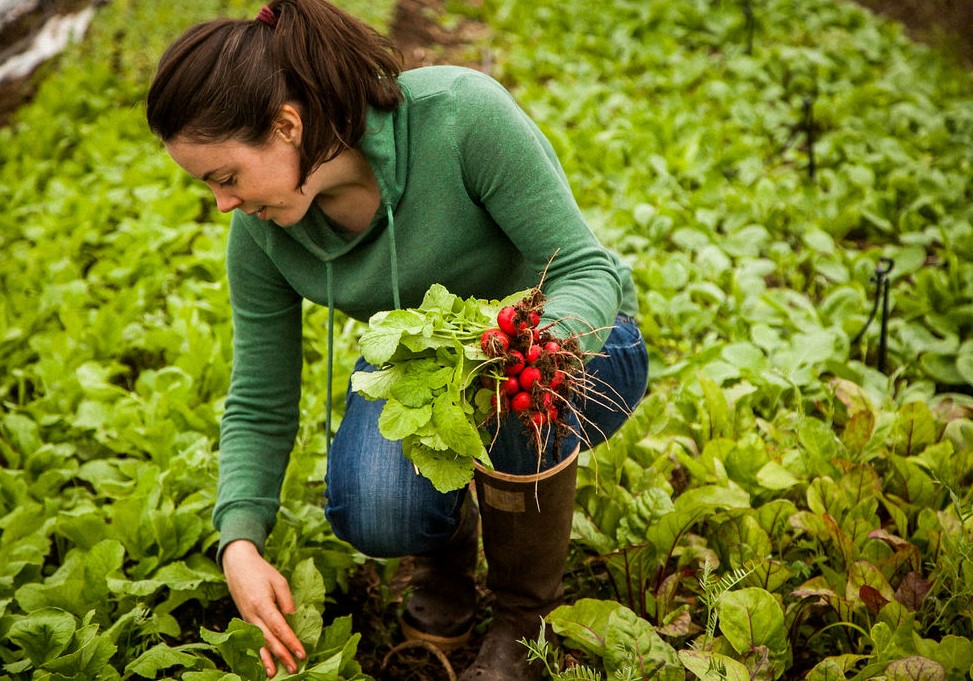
top-left (256, 5), bottom-right (278, 27)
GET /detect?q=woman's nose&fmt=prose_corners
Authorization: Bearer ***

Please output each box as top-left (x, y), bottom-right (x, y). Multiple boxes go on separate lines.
top-left (213, 187), bottom-right (243, 213)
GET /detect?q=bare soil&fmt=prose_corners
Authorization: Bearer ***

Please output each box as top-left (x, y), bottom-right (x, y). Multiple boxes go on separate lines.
top-left (854, 0), bottom-right (973, 68)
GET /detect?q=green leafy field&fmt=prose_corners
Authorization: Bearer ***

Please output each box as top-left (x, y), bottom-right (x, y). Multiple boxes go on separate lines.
top-left (1, 0), bottom-right (972, 678)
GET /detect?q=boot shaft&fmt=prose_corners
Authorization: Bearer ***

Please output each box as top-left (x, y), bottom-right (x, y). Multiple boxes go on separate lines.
top-left (474, 448), bottom-right (579, 616)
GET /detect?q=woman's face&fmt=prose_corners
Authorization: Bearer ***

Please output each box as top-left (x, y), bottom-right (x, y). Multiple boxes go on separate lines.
top-left (165, 104), bottom-right (321, 227)
top-left (166, 134), bottom-right (311, 226)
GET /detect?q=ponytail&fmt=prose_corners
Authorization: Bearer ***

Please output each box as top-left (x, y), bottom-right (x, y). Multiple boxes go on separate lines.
top-left (146, 0), bottom-right (402, 186)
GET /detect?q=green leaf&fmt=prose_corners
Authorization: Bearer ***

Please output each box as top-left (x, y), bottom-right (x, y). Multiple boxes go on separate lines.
top-left (616, 487), bottom-right (676, 546)
top-left (894, 402), bottom-right (938, 456)
top-left (199, 618), bottom-right (266, 678)
top-left (290, 558), bottom-right (326, 613)
top-left (916, 636), bottom-right (973, 681)
top-left (285, 605), bottom-right (324, 655)
top-left (15, 540), bottom-right (125, 618)
top-left (721, 342), bottom-right (767, 373)
top-left (43, 621), bottom-right (118, 678)
top-left (316, 615), bottom-right (366, 678)
top-left (75, 361), bottom-right (131, 401)
top-left (956, 341), bottom-right (973, 385)
top-left (805, 655), bottom-right (870, 680)
top-left (125, 643), bottom-right (202, 678)
top-left (884, 656), bottom-right (946, 681)
top-left (6, 607), bottom-right (77, 666)
top-left (547, 598), bottom-right (622, 659)
top-left (679, 649), bottom-right (751, 681)
top-left (403, 438), bottom-right (473, 492)
top-left (430, 392), bottom-right (484, 459)
top-left (712, 513), bottom-right (772, 569)
top-left (377, 399), bottom-right (432, 441)
top-left (717, 588), bottom-right (790, 674)
top-left (358, 309), bottom-right (425, 365)
top-left (350, 364), bottom-right (403, 400)
top-left (697, 372), bottom-right (731, 441)
top-left (388, 359), bottom-right (446, 408)
top-left (2, 412), bottom-right (41, 462)
top-left (418, 283), bottom-right (458, 313)
top-left (604, 606), bottom-right (683, 679)
top-left (755, 460), bottom-right (800, 490)
top-left (402, 440), bottom-right (475, 492)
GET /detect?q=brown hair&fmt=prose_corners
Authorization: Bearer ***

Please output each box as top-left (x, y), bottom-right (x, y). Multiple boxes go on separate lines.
top-left (146, 0), bottom-right (402, 186)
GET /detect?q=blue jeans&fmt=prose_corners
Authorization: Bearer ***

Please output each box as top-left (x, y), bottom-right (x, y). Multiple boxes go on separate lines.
top-left (324, 315), bottom-right (649, 558)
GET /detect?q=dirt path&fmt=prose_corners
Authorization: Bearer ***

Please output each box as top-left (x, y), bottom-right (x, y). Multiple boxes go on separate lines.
top-left (855, 0), bottom-right (973, 68)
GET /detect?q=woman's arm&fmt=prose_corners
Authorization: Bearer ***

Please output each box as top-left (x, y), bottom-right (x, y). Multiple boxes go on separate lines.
top-left (214, 217), bottom-right (305, 559)
top-left (454, 71), bottom-right (626, 352)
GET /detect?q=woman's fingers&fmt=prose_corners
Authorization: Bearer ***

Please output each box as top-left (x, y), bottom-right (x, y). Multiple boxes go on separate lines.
top-left (268, 577), bottom-right (306, 659)
top-left (259, 645), bottom-right (278, 678)
top-left (253, 596), bottom-right (305, 674)
top-left (221, 541), bottom-right (306, 676)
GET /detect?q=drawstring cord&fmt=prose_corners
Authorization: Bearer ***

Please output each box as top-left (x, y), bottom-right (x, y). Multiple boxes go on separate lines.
top-left (324, 205), bottom-right (399, 455)
top-left (325, 261), bottom-right (335, 454)
top-left (387, 204), bottom-right (401, 310)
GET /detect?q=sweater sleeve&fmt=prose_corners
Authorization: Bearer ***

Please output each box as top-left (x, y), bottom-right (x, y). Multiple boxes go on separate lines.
top-left (213, 215), bottom-right (304, 561)
top-left (453, 72), bottom-right (624, 353)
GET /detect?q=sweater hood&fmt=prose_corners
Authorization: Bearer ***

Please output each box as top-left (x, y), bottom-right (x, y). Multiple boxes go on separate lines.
top-left (361, 103), bottom-right (409, 214)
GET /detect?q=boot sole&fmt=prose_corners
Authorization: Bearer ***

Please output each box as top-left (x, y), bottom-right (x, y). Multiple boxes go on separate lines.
top-left (399, 617), bottom-right (473, 653)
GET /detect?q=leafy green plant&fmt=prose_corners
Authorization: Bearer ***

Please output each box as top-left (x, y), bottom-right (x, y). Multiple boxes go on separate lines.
top-left (3, 0), bottom-right (973, 677)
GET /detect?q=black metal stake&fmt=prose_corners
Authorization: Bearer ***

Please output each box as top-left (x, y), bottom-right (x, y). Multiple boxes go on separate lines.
top-left (743, 0), bottom-right (755, 55)
top-left (878, 263), bottom-right (892, 374)
top-left (852, 258), bottom-right (894, 373)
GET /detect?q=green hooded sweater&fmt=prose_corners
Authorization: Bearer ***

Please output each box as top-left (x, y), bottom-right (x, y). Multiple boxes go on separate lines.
top-left (215, 65), bottom-right (639, 556)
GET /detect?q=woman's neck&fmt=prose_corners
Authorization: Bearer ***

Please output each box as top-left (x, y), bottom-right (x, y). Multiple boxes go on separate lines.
top-left (312, 149), bottom-right (381, 234)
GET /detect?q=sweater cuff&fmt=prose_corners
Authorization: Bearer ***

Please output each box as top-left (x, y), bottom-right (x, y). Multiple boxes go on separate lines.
top-left (215, 511), bottom-right (270, 567)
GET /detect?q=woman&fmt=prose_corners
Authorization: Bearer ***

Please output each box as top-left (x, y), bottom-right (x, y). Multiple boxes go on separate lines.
top-left (146, 1), bottom-right (648, 678)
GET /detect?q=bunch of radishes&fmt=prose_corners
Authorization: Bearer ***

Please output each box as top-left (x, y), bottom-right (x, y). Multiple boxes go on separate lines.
top-left (479, 289), bottom-right (584, 443)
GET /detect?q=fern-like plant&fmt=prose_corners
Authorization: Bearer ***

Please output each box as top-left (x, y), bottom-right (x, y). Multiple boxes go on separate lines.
top-left (695, 560), bottom-right (756, 650)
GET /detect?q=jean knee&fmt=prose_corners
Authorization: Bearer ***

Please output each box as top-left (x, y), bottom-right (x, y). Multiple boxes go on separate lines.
top-left (325, 499), bottom-right (411, 558)
top-left (324, 473), bottom-right (465, 558)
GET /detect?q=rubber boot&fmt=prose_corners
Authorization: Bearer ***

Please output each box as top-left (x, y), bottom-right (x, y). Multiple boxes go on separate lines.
top-left (399, 494), bottom-right (479, 651)
top-left (460, 446), bottom-right (580, 680)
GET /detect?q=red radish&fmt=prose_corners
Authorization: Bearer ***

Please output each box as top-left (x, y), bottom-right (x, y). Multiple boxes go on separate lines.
top-left (481, 328), bottom-right (509, 356)
top-left (504, 350), bottom-right (525, 376)
top-left (477, 280), bottom-right (589, 451)
top-left (519, 366), bottom-right (541, 391)
top-left (497, 306), bottom-right (518, 336)
top-left (510, 391), bottom-right (532, 414)
top-left (526, 343), bottom-right (542, 364)
top-left (502, 376), bottom-right (520, 396)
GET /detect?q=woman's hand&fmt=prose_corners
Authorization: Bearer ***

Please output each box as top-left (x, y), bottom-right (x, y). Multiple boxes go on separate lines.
top-left (221, 540), bottom-right (307, 677)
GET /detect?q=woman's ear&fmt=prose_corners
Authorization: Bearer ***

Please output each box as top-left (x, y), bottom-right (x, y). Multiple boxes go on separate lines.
top-left (274, 103), bottom-right (303, 145)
